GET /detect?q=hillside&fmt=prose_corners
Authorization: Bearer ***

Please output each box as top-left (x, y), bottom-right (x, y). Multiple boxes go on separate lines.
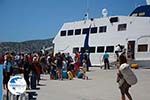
top-left (0, 38), bottom-right (54, 54)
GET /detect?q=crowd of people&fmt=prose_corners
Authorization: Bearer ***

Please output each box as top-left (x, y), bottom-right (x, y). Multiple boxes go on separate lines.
top-left (0, 43), bottom-right (137, 100)
top-left (0, 50), bottom-right (90, 90)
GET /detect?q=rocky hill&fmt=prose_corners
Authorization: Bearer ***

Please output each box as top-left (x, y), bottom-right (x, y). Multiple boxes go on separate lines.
top-left (0, 38), bottom-right (54, 54)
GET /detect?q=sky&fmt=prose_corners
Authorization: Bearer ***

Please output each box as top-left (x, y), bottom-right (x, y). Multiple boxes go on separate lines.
top-left (0, 0), bottom-right (146, 42)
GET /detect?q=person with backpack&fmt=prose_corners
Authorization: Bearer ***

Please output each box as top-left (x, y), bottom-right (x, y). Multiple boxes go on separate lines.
top-left (117, 53), bottom-right (137, 100)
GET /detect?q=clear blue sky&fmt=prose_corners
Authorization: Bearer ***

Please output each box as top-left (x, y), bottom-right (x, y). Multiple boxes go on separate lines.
top-left (0, 0), bottom-right (146, 42)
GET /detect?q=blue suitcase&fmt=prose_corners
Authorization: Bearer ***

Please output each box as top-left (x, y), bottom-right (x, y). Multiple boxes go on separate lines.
top-left (77, 71), bottom-right (83, 79)
top-left (62, 71), bottom-right (68, 79)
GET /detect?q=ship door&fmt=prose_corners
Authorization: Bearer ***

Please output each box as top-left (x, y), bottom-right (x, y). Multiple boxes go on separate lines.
top-left (127, 41), bottom-right (135, 59)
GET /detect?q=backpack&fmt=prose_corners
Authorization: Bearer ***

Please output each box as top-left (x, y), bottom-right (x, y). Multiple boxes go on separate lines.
top-left (119, 63), bottom-right (137, 85)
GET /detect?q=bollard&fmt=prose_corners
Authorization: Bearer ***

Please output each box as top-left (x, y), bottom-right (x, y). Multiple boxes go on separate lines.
top-left (20, 93), bottom-right (28, 100)
top-left (20, 94), bottom-right (24, 100)
top-left (25, 93), bottom-right (29, 100)
top-left (12, 95), bottom-right (16, 100)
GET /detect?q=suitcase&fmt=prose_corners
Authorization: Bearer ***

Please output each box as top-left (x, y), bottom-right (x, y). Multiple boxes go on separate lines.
top-left (131, 63), bottom-right (139, 69)
top-left (77, 71), bottom-right (83, 79)
top-left (62, 71), bottom-right (68, 79)
top-left (67, 71), bottom-right (73, 80)
top-left (50, 73), bottom-right (54, 80)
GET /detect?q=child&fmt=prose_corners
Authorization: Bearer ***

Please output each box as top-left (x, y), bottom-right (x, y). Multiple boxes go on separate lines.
top-left (81, 60), bottom-right (88, 80)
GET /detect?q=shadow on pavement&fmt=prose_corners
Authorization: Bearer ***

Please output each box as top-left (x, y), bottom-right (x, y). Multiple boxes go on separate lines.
top-left (37, 84), bottom-right (46, 86)
top-left (26, 91), bottom-right (38, 100)
top-left (31, 87), bottom-right (40, 90)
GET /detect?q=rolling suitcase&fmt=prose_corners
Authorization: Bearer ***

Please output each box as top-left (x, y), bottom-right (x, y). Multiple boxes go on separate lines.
top-left (62, 70), bottom-right (68, 79)
top-left (131, 63), bottom-right (139, 69)
top-left (77, 71), bottom-right (83, 79)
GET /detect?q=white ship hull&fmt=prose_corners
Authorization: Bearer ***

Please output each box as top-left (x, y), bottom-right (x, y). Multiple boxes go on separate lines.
top-left (53, 5), bottom-right (150, 66)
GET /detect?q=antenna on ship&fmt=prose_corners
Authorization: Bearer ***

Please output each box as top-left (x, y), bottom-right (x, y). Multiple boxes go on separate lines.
top-left (84, 12), bottom-right (89, 20)
top-left (102, 8), bottom-right (108, 17)
top-left (146, 0), bottom-right (150, 5)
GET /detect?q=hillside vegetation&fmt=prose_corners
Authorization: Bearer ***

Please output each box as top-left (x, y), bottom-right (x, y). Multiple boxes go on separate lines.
top-left (0, 38), bottom-right (54, 54)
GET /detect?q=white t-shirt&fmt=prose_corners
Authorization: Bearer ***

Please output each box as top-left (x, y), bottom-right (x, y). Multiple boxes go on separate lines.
top-left (115, 45), bottom-right (121, 52)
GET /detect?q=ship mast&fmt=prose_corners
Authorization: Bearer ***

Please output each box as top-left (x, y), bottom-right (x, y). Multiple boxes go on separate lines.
top-left (84, 0), bottom-right (89, 20)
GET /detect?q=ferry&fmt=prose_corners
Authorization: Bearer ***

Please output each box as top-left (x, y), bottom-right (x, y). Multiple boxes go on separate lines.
top-left (53, 1), bottom-right (150, 67)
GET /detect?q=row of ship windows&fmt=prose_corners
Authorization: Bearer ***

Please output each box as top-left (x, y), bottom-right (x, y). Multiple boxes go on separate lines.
top-left (131, 12), bottom-right (146, 17)
top-left (73, 46), bottom-right (123, 53)
top-left (72, 44), bottom-right (149, 53)
top-left (60, 23), bottom-right (127, 36)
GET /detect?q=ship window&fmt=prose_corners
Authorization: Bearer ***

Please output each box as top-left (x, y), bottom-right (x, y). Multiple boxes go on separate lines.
top-left (118, 24), bottom-right (127, 31)
top-left (81, 47), bottom-right (86, 53)
top-left (110, 17), bottom-right (118, 23)
top-left (68, 30), bottom-right (74, 36)
top-left (91, 27), bottom-right (97, 34)
top-left (89, 47), bottom-right (95, 53)
top-left (73, 47), bottom-right (79, 53)
top-left (132, 13), bottom-right (138, 16)
top-left (82, 28), bottom-right (90, 34)
top-left (97, 46), bottom-right (105, 53)
top-left (138, 44), bottom-right (148, 52)
top-left (99, 26), bottom-right (107, 33)
top-left (60, 30), bottom-right (66, 36)
top-left (80, 47), bottom-right (95, 53)
top-left (75, 29), bottom-right (81, 35)
top-left (106, 46), bottom-right (114, 52)
top-left (139, 12), bottom-right (145, 16)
